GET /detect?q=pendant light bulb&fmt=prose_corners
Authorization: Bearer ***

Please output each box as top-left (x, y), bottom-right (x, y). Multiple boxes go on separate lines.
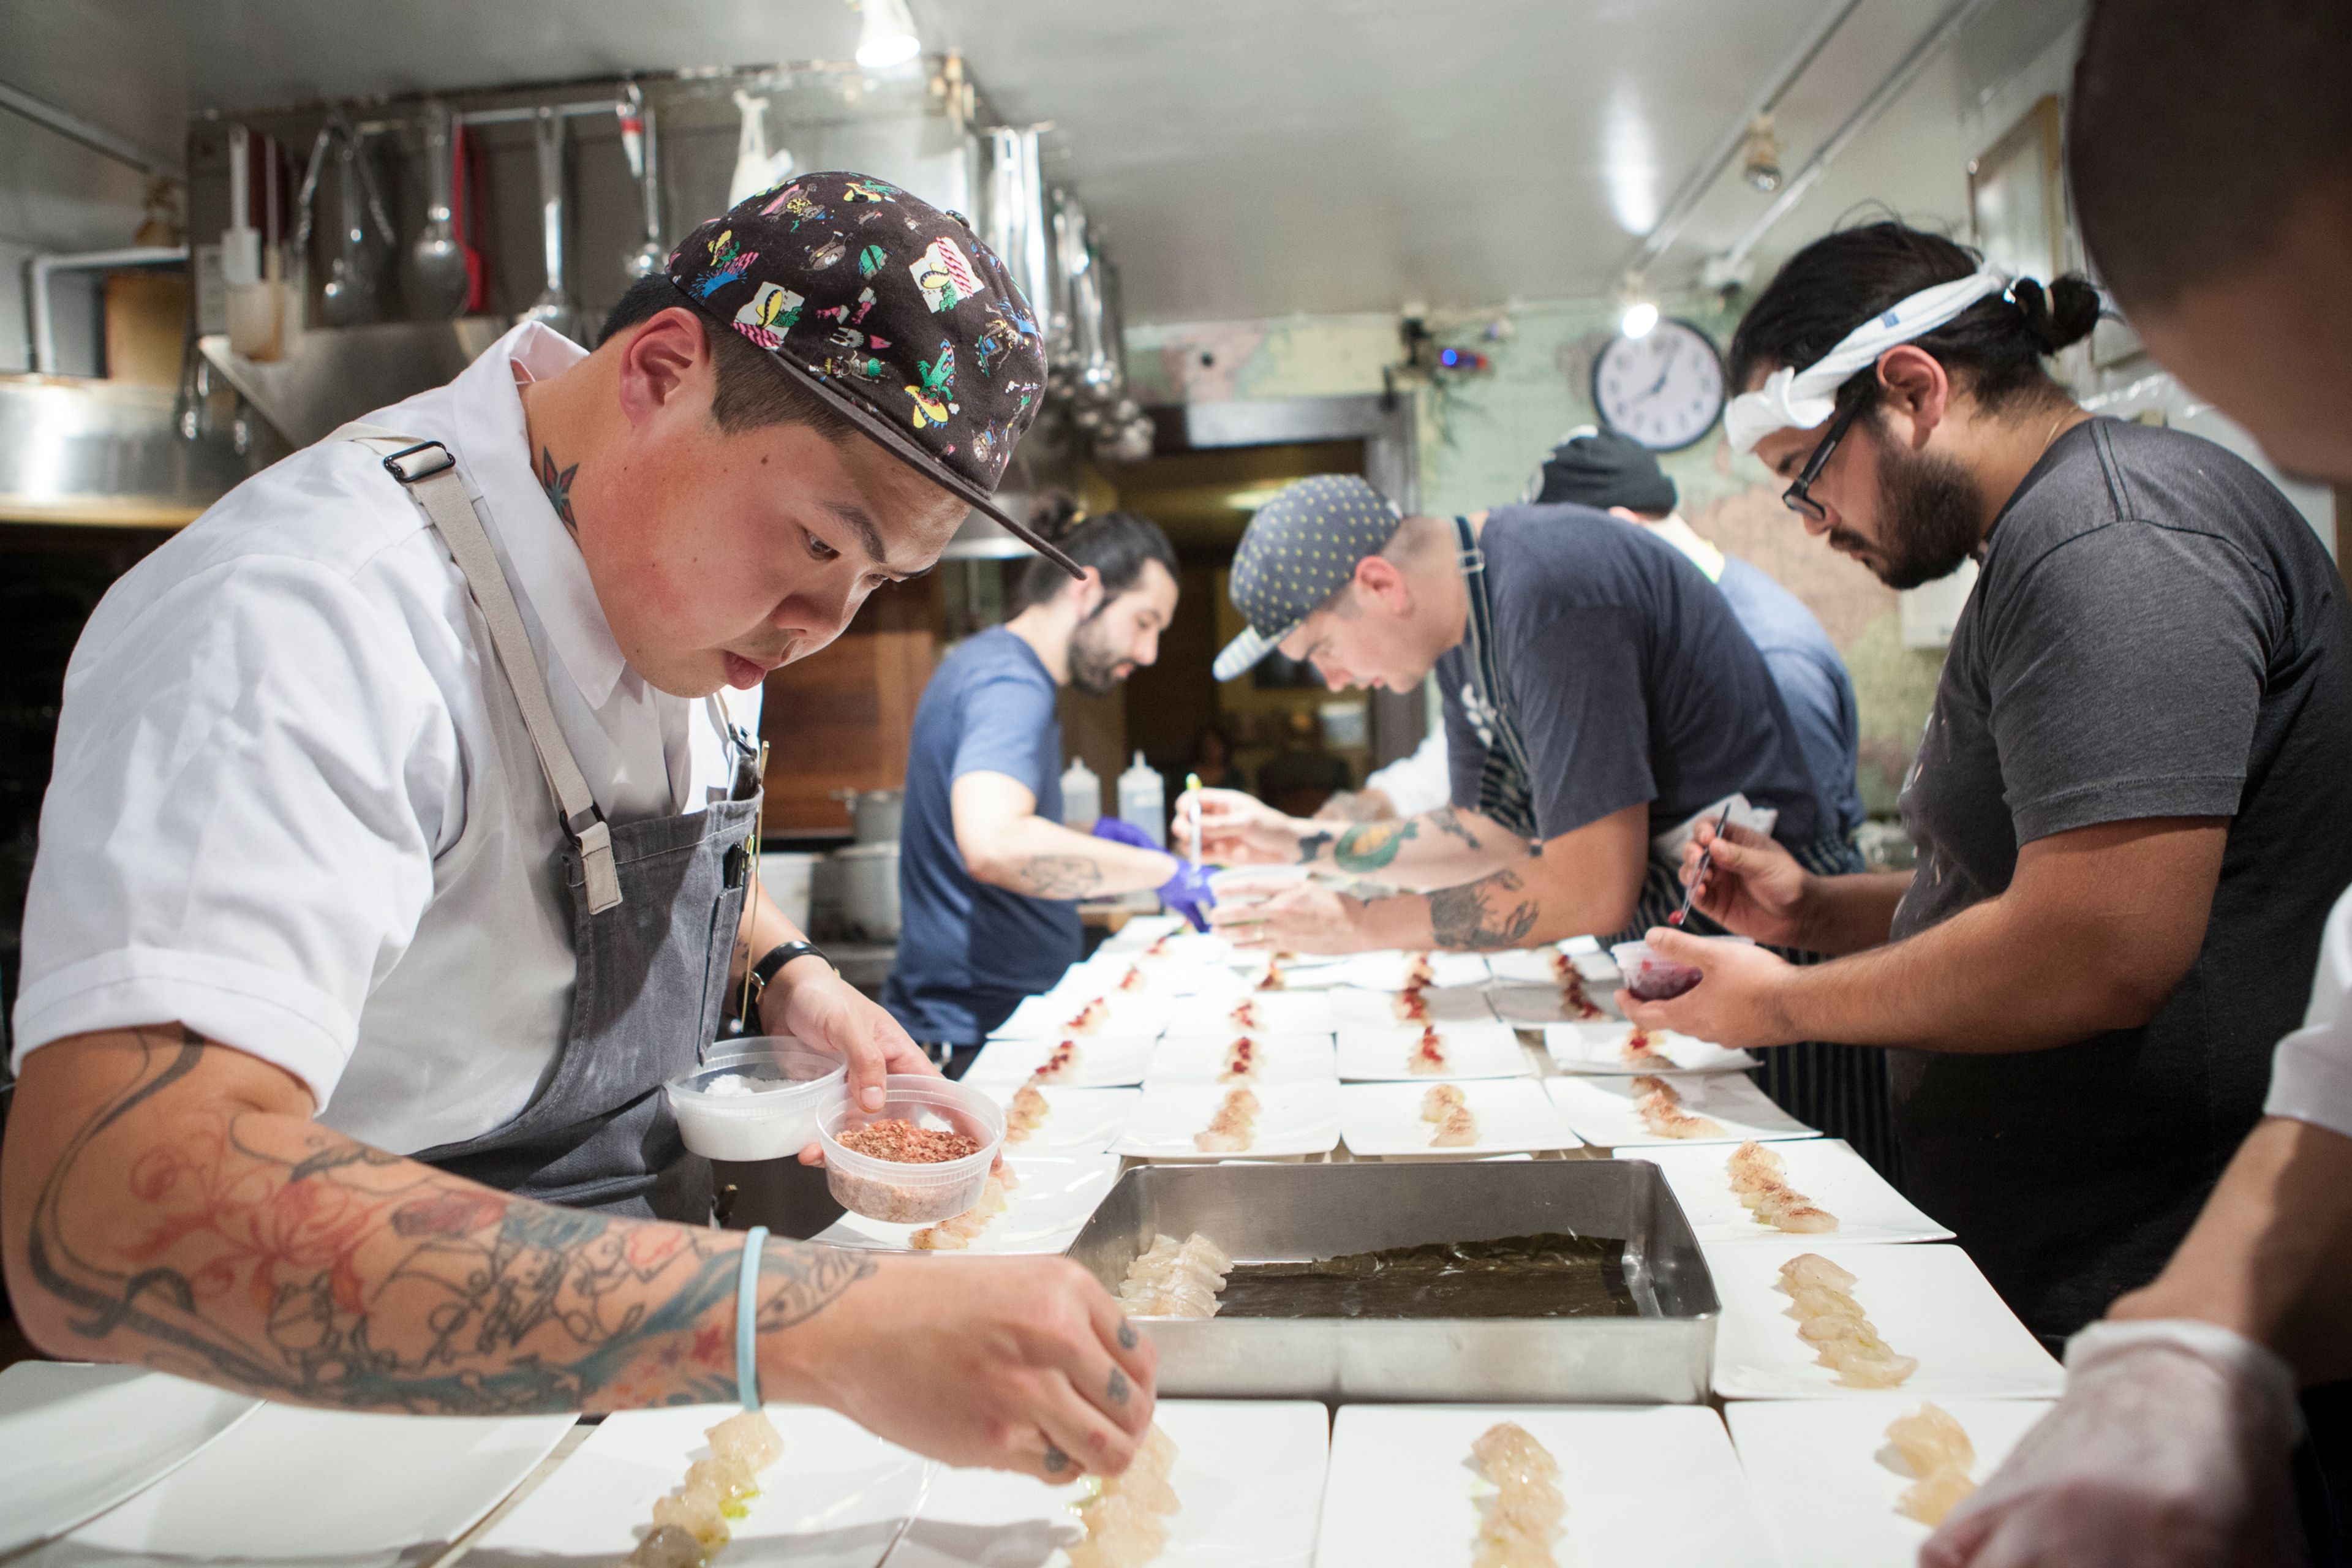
top-left (855, 0), bottom-right (922, 69)
top-left (1620, 300), bottom-right (1660, 340)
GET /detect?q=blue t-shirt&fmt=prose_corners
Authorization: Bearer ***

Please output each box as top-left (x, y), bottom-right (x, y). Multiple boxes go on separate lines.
top-left (1436, 506), bottom-right (1830, 848)
top-left (1716, 557), bottom-right (1866, 840)
top-left (884, 627), bottom-right (1083, 1044)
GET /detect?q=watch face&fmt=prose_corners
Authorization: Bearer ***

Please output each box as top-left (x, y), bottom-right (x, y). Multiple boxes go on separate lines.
top-left (1591, 319), bottom-right (1727, 451)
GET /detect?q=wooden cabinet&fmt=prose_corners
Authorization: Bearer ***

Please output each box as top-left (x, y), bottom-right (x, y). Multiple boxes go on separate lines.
top-left (757, 575), bottom-right (940, 835)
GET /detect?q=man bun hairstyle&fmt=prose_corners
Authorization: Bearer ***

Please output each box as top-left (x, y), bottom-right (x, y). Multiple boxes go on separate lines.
top-left (1009, 499), bottom-right (1178, 616)
top-left (2070, 0), bottom-right (2352, 312)
top-left (1727, 221), bottom-right (2098, 419)
top-left (599, 274), bottom-right (859, 439)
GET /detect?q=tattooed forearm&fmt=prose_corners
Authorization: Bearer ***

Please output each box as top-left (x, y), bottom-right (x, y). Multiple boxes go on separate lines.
top-left (1296, 830), bottom-right (1334, 865)
top-left (19, 1025), bottom-right (873, 1416)
top-left (1427, 868), bottom-right (1540, 949)
top-left (1335, 819), bottom-right (1417, 873)
top-left (1428, 805), bottom-right (1483, 851)
top-left (1012, 854), bottom-right (1104, 898)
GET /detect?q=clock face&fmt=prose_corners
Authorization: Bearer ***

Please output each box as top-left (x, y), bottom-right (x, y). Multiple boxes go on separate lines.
top-left (1591, 318), bottom-right (1727, 451)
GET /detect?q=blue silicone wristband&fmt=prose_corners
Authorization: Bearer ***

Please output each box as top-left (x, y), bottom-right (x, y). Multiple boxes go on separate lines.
top-left (735, 1225), bottom-right (768, 1412)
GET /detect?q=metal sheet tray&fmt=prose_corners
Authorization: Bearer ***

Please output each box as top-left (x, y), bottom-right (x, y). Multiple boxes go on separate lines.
top-left (1066, 1160), bottom-right (1717, 1403)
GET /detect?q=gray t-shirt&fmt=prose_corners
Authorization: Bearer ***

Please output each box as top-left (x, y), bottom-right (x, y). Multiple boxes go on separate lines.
top-left (1436, 505), bottom-right (1829, 846)
top-left (1889, 417), bottom-right (2352, 1341)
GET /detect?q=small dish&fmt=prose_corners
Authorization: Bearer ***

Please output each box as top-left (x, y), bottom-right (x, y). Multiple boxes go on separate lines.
top-left (665, 1038), bottom-right (847, 1163)
top-left (818, 1074), bottom-right (1005, 1223)
top-left (1610, 935), bottom-right (1752, 1000)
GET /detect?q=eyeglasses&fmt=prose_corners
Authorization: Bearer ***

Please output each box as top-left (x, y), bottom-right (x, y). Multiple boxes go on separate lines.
top-left (1781, 399), bottom-right (1865, 522)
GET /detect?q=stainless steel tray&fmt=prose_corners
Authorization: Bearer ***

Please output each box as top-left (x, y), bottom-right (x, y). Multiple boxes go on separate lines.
top-left (1066, 1160), bottom-right (1717, 1403)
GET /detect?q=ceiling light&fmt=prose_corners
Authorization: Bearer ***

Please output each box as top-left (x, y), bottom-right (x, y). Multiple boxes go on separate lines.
top-left (854, 0), bottom-right (921, 69)
top-left (1619, 300), bottom-right (1660, 339)
top-left (1742, 114), bottom-right (1784, 194)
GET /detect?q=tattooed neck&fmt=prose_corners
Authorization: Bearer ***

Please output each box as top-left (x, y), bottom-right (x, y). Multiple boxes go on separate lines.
top-left (537, 445), bottom-right (581, 534)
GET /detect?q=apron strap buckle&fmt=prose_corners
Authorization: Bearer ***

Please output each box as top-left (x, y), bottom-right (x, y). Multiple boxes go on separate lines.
top-left (379, 441), bottom-right (457, 484)
top-left (572, 812), bottom-right (624, 915)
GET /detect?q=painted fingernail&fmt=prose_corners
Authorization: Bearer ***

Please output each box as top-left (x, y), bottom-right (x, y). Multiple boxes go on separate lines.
top-left (1108, 1368), bottom-right (1130, 1404)
top-left (1044, 1444), bottom-right (1069, 1474)
top-left (1117, 1320), bottom-right (1139, 1351)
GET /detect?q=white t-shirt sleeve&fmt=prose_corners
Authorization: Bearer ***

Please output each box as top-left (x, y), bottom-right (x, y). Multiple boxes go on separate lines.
top-left (10, 554), bottom-right (456, 1109)
top-left (2264, 883), bottom-right (2352, 1142)
top-left (1365, 728), bottom-right (1453, 818)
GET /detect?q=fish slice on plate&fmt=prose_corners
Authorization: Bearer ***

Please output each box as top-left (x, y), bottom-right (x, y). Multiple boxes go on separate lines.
top-left (1544, 1019), bottom-right (1757, 1074)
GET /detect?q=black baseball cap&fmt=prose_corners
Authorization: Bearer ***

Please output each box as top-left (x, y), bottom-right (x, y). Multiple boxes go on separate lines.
top-left (1526, 425), bottom-right (1678, 515)
top-left (667, 171), bottom-right (1077, 576)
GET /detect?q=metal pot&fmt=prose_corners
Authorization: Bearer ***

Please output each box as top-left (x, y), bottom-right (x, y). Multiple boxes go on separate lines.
top-left (832, 788), bottom-right (904, 844)
top-left (833, 842), bottom-right (901, 941)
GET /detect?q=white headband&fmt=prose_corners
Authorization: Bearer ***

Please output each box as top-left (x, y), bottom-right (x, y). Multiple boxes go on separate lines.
top-left (1724, 270), bottom-right (2012, 454)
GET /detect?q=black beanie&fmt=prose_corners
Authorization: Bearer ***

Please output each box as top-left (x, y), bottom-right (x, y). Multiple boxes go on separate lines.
top-left (1530, 428), bottom-right (1678, 514)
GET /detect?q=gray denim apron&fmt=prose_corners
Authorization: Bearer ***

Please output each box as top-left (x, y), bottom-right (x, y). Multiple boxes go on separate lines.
top-left (341, 428), bottom-right (760, 1221)
top-left (1449, 514), bottom-right (1898, 1175)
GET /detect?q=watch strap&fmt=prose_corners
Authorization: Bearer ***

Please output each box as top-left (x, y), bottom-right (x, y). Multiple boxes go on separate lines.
top-left (750, 940), bottom-right (828, 999)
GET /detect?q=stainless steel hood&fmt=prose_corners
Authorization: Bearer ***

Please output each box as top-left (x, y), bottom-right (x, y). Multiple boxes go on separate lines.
top-left (198, 317), bottom-right (509, 449)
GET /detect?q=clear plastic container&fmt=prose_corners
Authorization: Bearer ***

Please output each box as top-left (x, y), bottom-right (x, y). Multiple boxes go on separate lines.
top-left (818, 1074), bottom-right (1006, 1223)
top-left (666, 1039), bottom-right (846, 1163)
top-left (1610, 936), bottom-right (1754, 1001)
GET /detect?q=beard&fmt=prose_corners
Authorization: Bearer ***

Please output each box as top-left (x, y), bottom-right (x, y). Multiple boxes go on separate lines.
top-left (1836, 435), bottom-right (1986, 591)
top-left (1067, 613), bottom-right (1132, 696)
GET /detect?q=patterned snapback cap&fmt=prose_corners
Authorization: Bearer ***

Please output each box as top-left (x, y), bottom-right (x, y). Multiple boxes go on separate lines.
top-left (666, 170), bottom-right (1074, 575)
top-left (1212, 474), bottom-right (1404, 681)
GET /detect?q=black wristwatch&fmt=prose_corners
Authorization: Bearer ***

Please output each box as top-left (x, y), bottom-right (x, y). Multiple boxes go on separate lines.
top-left (748, 940), bottom-right (831, 1010)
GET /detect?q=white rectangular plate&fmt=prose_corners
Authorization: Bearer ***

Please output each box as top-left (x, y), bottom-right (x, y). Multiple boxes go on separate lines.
top-left (882, 1398), bottom-right (1329, 1568)
top-left (823, 1155), bottom-right (1123, 1254)
top-left (1705, 1241), bottom-right (2064, 1401)
top-left (1054, 954), bottom-right (1237, 1001)
top-left (1727, 1397), bottom-right (2056, 1567)
top-left (1487, 979), bottom-right (1625, 1026)
top-left (962, 1035), bottom-right (1156, 1088)
top-left (1544, 1019), bottom-right (1759, 1075)
top-left (1338, 1079), bottom-right (1582, 1156)
top-left (1111, 1080), bottom-right (1343, 1159)
top-left (1629, 1138), bottom-right (1954, 1245)
top-left (51, 1404), bottom-right (574, 1566)
top-left (0, 1364), bottom-right (259, 1556)
top-left (973, 1084), bottom-right (1139, 1155)
top-left (989, 992), bottom-right (1166, 1041)
top-left (469, 1403), bottom-right (929, 1568)
top-left (1317, 1404), bottom-right (1774, 1568)
top-left (1329, 984), bottom-right (1499, 1027)
top-left (1544, 1071), bottom-right (1819, 1147)
top-left (1333, 1020), bottom-right (1532, 1081)
top-left (1483, 937), bottom-right (1617, 983)
top-left (1332, 950), bottom-right (1492, 990)
top-left (1166, 990), bottom-right (1335, 1036)
top-left (1147, 1032), bottom-right (1340, 1085)
top-left (1093, 913), bottom-right (1186, 951)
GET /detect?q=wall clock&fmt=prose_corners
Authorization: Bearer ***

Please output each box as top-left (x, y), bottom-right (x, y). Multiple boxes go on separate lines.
top-left (1591, 317), bottom-right (1727, 451)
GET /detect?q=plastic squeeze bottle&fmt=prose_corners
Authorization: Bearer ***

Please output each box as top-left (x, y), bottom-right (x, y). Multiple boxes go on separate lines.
top-left (1118, 751), bottom-right (1167, 848)
top-left (1060, 755), bottom-right (1101, 827)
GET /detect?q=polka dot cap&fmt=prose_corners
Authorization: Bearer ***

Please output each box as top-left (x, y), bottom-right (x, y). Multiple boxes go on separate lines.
top-left (1212, 473), bottom-right (1403, 681)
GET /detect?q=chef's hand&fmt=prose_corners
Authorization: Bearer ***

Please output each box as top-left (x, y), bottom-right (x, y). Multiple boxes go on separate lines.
top-left (763, 963), bottom-right (934, 1157)
top-left (1178, 787), bottom-right (1303, 866)
top-left (783, 1253), bottom-right (1158, 1481)
top-left (1210, 882), bottom-right (1370, 954)
top-left (1678, 820), bottom-right (1812, 948)
top-left (1921, 1322), bottom-right (2304, 1568)
top-left (1615, 926), bottom-right (1803, 1048)
top-left (1157, 861), bottom-right (1218, 932)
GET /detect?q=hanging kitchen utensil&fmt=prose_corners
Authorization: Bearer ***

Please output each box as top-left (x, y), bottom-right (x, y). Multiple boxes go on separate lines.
top-left (320, 130), bottom-right (382, 326)
top-left (411, 101), bottom-right (469, 318)
top-left (452, 119), bottom-right (488, 312)
top-left (619, 85), bottom-right (666, 280)
top-left (519, 107), bottom-right (585, 341)
top-left (727, 90), bottom-right (793, 207)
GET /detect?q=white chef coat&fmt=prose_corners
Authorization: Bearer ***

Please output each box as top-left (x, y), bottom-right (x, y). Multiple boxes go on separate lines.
top-left (9, 323), bottom-right (762, 1155)
top-left (2265, 882), bottom-right (2352, 1142)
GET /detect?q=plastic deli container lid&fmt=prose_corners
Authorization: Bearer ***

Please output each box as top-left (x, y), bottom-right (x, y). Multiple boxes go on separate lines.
top-left (818, 1074), bottom-right (1007, 1221)
top-left (665, 1039), bottom-right (847, 1162)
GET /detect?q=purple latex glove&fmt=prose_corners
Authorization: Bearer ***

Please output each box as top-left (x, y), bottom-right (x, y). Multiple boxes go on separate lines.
top-left (1090, 817), bottom-right (1157, 850)
top-left (1158, 860), bottom-right (1218, 932)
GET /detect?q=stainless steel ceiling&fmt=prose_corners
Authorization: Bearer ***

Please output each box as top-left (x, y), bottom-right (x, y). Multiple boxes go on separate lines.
top-left (0, 0), bottom-right (2074, 322)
